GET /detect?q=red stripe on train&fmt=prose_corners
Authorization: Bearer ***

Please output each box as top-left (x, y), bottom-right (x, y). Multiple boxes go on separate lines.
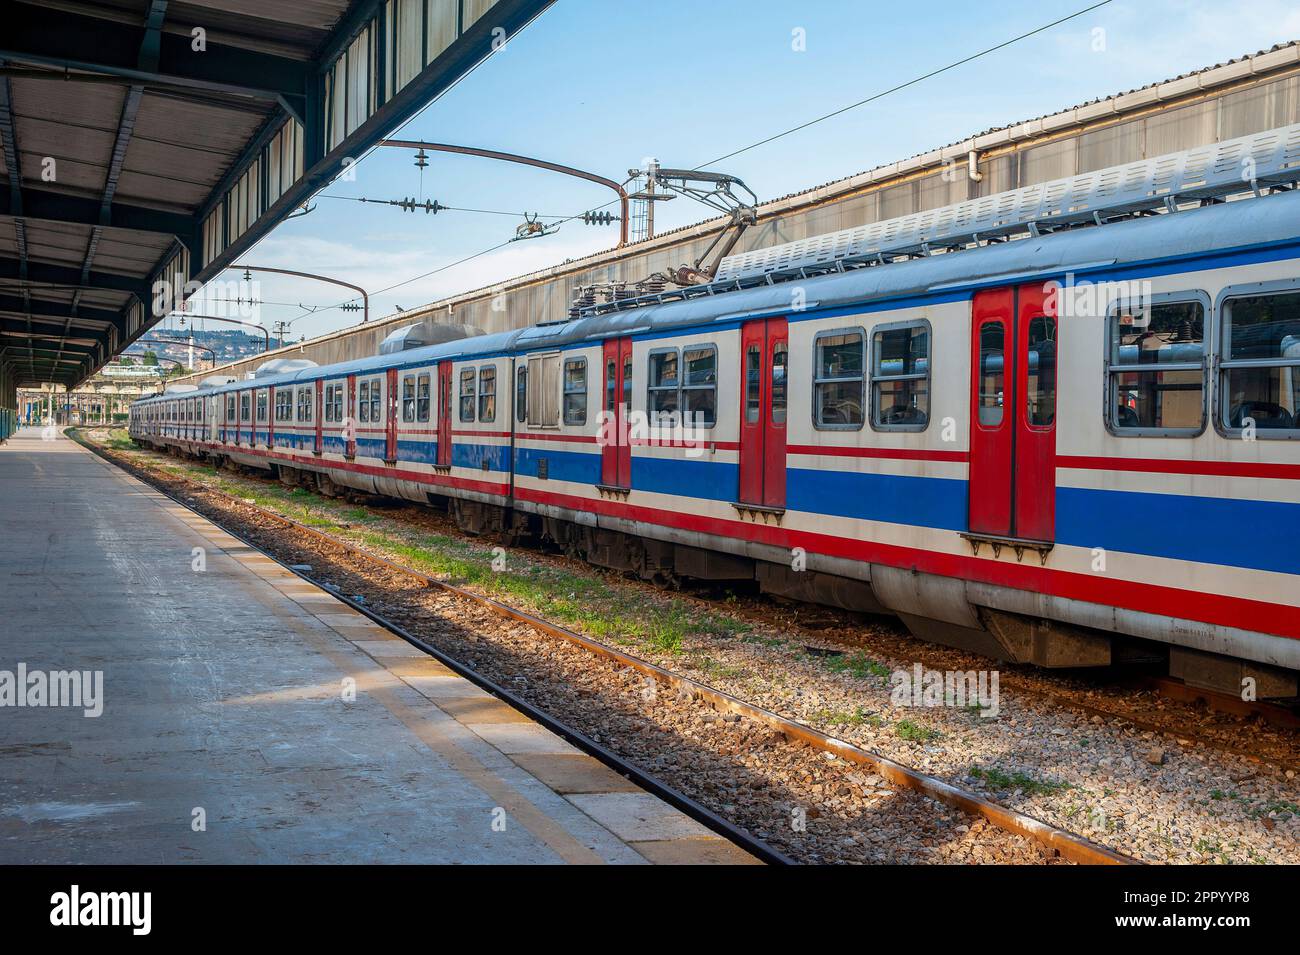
top-left (515, 484), bottom-right (1300, 641)
top-left (1057, 455), bottom-right (1300, 481)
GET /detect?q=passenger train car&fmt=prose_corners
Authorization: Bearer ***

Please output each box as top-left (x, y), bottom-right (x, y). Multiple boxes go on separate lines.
top-left (132, 127), bottom-right (1300, 698)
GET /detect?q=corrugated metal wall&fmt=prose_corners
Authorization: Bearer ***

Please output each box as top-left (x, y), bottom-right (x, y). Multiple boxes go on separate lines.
top-left (181, 59), bottom-right (1300, 384)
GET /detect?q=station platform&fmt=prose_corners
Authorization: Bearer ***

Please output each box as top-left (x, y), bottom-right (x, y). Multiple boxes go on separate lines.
top-left (0, 429), bottom-right (754, 864)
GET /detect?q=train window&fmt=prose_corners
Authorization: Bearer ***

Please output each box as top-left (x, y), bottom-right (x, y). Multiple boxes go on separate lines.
top-left (460, 368), bottom-right (476, 422)
top-left (1219, 289), bottom-right (1300, 435)
top-left (479, 366), bottom-right (496, 422)
top-left (327, 383), bottom-right (343, 423)
top-left (647, 349), bottom-right (679, 421)
top-left (977, 323), bottom-right (1005, 427)
top-left (402, 375), bottom-right (416, 423)
top-left (1107, 298), bottom-right (1205, 435)
top-left (298, 387), bottom-right (313, 423)
top-left (772, 343), bottom-right (788, 425)
top-left (871, 322), bottom-right (930, 431)
top-left (275, 389), bottom-right (292, 422)
top-left (240, 392), bottom-right (251, 422)
top-left (368, 377), bottom-right (382, 423)
top-left (358, 380), bottom-right (370, 422)
top-left (745, 345), bottom-right (761, 424)
top-left (1025, 316), bottom-right (1056, 429)
top-left (681, 346), bottom-right (717, 428)
top-left (417, 373), bottom-right (431, 423)
top-left (563, 358), bottom-right (587, 426)
top-left (256, 390), bottom-right (268, 423)
top-left (813, 330), bottom-right (865, 429)
top-left (623, 353), bottom-right (632, 409)
top-left (516, 366), bottom-right (528, 423)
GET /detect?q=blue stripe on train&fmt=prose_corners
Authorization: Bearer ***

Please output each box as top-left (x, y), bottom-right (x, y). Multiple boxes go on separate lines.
top-left (1056, 486), bottom-right (1299, 577)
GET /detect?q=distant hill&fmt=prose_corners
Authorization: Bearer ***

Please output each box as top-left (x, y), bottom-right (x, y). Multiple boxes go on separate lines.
top-left (123, 328), bottom-right (270, 366)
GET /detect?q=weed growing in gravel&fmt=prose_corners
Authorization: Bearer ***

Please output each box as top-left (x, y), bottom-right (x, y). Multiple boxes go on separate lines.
top-left (968, 765), bottom-right (1070, 795)
top-left (102, 429), bottom-right (136, 451)
top-left (894, 719), bottom-right (942, 742)
top-left (823, 651), bottom-right (891, 682)
top-left (812, 706), bottom-right (881, 729)
top-left (1253, 799), bottom-right (1299, 819)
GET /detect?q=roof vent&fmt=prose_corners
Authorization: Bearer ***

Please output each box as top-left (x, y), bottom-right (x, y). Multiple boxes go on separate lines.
top-left (378, 321), bottom-right (482, 355)
top-left (253, 357), bottom-right (318, 378)
top-left (198, 375), bottom-right (238, 389)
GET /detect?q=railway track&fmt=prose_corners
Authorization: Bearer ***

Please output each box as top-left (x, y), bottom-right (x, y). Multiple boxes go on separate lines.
top-left (77, 429), bottom-right (1137, 865)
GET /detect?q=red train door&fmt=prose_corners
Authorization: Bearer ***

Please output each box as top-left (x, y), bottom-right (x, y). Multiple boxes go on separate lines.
top-left (968, 282), bottom-right (1057, 541)
top-left (737, 317), bottom-right (788, 508)
top-left (601, 337), bottom-right (633, 487)
top-left (436, 361), bottom-right (452, 466)
top-left (384, 367), bottom-right (398, 463)
top-left (345, 374), bottom-right (357, 458)
top-left (314, 382), bottom-right (323, 455)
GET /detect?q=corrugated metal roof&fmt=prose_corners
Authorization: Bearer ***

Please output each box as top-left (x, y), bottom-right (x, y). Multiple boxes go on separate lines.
top-left (1, 0), bottom-right (554, 389)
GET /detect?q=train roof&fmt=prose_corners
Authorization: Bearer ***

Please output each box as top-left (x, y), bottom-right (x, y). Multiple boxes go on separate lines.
top-left (135, 186), bottom-right (1300, 405)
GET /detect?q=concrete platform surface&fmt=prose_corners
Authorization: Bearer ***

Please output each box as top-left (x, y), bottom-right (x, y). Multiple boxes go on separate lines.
top-left (0, 429), bottom-right (756, 864)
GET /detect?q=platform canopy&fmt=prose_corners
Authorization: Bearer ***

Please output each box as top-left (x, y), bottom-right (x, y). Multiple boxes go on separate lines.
top-left (0, 0), bottom-right (551, 388)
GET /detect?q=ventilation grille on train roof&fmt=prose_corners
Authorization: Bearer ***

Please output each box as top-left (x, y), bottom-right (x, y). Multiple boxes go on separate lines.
top-left (713, 123), bottom-right (1300, 284)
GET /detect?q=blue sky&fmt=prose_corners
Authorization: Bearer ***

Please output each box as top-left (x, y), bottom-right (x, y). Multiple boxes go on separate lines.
top-left (177, 0), bottom-right (1300, 342)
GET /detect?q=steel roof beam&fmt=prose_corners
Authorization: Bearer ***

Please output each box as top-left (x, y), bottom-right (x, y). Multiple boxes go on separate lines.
top-left (0, 259), bottom-right (151, 300)
top-left (0, 296), bottom-right (119, 328)
top-left (1, 3), bottom-right (308, 106)
top-left (0, 329), bottom-right (100, 351)
top-left (0, 188), bottom-right (193, 238)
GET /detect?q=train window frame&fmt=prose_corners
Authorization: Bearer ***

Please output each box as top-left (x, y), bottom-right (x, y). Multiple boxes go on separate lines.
top-left (1024, 314), bottom-right (1057, 431)
top-left (367, 376), bottom-right (382, 424)
top-left (681, 344), bottom-right (718, 430)
top-left (240, 392), bottom-right (251, 422)
top-left (402, 374), bottom-right (416, 423)
top-left (459, 367), bottom-right (476, 423)
top-left (646, 346), bottom-right (681, 423)
top-left (869, 318), bottom-right (932, 433)
top-left (1104, 291), bottom-right (1209, 438)
top-left (515, 365), bottom-right (527, 423)
top-left (275, 388), bottom-right (293, 422)
top-left (1214, 278), bottom-right (1300, 440)
top-left (478, 365), bottom-right (497, 423)
top-left (297, 386), bottom-right (313, 423)
top-left (416, 373), bottom-right (431, 423)
top-left (562, 357), bottom-right (587, 426)
top-left (358, 379), bottom-right (370, 423)
top-left (812, 327), bottom-right (866, 432)
top-left (255, 389), bottom-right (268, 423)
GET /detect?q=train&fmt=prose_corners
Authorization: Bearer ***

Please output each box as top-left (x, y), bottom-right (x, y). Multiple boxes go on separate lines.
top-left (131, 125), bottom-right (1300, 699)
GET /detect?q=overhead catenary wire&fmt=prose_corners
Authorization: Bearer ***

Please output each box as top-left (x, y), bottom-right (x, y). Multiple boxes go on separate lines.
top-left (318, 194), bottom-right (574, 219)
top-left (697, 0), bottom-right (1114, 169)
